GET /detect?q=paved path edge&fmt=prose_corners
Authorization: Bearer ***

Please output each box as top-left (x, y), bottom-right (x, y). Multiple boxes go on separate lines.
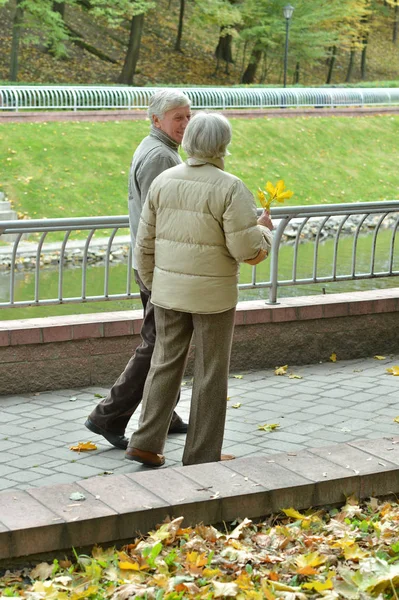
top-left (0, 436), bottom-right (398, 562)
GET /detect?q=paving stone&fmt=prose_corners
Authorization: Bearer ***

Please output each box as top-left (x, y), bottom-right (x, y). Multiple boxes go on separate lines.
top-left (283, 422), bottom-right (325, 435)
top-left (255, 440), bottom-right (306, 453)
top-left (0, 439), bottom-right (19, 452)
top-left (54, 462), bottom-right (107, 478)
top-left (2, 402), bottom-right (44, 414)
top-left (305, 404), bottom-right (344, 415)
top-left (349, 437), bottom-right (399, 464)
top-left (0, 411), bottom-right (22, 422)
top-left (307, 443), bottom-right (398, 475)
top-left (6, 470), bottom-right (44, 483)
top-left (0, 464), bottom-right (19, 477)
top-left (5, 453), bottom-right (61, 469)
top-left (21, 417), bottom-right (65, 431)
top-left (309, 413), bottom-right (348, 426)
top-left (0, 424), bottom-right (32, 436)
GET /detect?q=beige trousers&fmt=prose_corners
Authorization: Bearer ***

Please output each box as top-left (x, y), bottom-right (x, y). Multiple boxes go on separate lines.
top-left (129, 305), bottom-right (236, 465)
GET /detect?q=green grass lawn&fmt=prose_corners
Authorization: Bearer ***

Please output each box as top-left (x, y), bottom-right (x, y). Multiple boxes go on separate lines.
top-left (1, 115), bottom-right (399, 221)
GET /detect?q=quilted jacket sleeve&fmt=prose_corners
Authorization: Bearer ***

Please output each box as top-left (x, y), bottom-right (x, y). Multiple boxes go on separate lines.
top-left (134, 190), bottom-right (156, 290)
top-left (223, 180), bottom-right (273, 263)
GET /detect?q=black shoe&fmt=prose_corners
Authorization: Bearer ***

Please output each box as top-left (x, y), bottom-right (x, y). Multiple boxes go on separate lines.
top-left (85, 418), bottom-right (129, 450)
top-left (168, 418), bottom-right (189, 435)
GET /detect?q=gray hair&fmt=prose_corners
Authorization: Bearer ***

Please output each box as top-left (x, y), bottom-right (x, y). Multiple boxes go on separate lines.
top-left (148, 89), bottom-right (191, 120)
top-left (182, 111), bottom-right (232, 159)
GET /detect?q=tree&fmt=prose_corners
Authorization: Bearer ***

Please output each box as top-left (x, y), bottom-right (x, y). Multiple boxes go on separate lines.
top-left (191, 0), bottom-right (241, 75)
top-left (174, 0), bottom-right (185, 52)
top-left (6, 0), bottom-right (74, 81)
top-left (90, 0), bottom-right (154, 84)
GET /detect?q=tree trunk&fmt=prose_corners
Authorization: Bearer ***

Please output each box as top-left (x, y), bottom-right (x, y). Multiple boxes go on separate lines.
top-left (326, 45), bottom-right (337, 84)
top-left (393, 1), bottom-right (398, 44)
top-left (361, 34), bottom-right (368, 80)
top-left (215, 27), bottom-right (234, 72)
top-left (10, 0), bottom-right (24, 82)
top-left (118, 13), bottom-right (144, 85)
top-left (293, 61), bottom-right (300, 84)
top-left (53, 1), bottom-right (65, 18)
top-left (345, 48), bottom-right (355, 83)
top-left (241, 47), bottom-right (262, 84)
top-left (174, 0), bottom-right (185, 51)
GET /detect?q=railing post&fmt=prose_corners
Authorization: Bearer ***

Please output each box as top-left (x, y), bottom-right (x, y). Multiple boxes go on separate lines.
top-left (268, 216), bottom-right (291, 304)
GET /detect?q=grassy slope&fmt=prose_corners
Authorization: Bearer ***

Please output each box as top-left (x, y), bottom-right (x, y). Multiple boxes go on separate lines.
top-left (1, 115), bottom-right (399, 222)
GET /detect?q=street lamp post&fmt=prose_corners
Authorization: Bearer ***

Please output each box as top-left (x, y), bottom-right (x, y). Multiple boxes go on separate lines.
top-left (283, 4), bottom-right (294, 88)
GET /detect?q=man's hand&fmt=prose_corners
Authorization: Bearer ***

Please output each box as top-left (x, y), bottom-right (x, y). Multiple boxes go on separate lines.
top-left (257, 209), bottom-right (273, 230)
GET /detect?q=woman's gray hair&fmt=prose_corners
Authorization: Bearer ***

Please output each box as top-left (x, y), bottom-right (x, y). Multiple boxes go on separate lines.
top-left (148, 89), bottom-right (191, 120)
top-left (182, 111), bottom-right (232, 159)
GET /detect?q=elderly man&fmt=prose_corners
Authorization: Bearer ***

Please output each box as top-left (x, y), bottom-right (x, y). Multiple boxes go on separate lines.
top-left (126, 111), bottom-right (273, 467)
top-left (85, 90), bottom-right (191, 449)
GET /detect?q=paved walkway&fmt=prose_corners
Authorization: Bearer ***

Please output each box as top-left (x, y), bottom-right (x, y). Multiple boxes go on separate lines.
top-left (1, 354), bottom-right (399, 494)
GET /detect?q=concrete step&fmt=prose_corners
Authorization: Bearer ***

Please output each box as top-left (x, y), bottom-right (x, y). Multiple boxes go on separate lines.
top-left (0, 437), bottom-right (398, 562)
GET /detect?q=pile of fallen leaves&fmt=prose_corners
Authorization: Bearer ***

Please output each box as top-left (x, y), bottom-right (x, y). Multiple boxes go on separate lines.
top-left (1, 496), bottom-right (399, 599)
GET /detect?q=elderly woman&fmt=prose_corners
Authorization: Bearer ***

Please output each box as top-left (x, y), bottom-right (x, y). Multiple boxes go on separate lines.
top-left (126, 111), bottom-right (273, 468)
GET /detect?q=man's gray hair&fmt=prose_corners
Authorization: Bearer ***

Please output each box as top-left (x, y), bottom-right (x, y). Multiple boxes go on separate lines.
top-left (182, 111), bottom-right (232, 159)
top-left (148, 89), bottom-right (191, 120)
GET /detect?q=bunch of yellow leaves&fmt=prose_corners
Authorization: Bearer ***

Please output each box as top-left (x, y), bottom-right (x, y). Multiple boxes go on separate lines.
top-left (257, 179), bottom-right (294, 210)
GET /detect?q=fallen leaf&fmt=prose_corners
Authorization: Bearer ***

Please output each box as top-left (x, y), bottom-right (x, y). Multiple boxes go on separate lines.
top-left (258, 423), bottom-right (280, 432)
top-left (233, 375), bottom-right (243, 379)
top-left (330, 352), bottom-right (337, 362)
top-left (374, 355), bottom-right (386, 360)
top-left (288, 373), bottom-right (303, 379)
top-left (274, 365), bottom-right (288, 375)
top-left (213, 580), bottom-right (239, 597)
top-left (69, 492), bottom-right (86, 501)
top-left (232, 403), bottom-right (241, 409)
top-left (70, 441), bottom-right (97, 452)
top-left (394, 416), bottom-right (399, 423)
top-left (30, 562), bottom-right (53, 580)
top-left (387, 366), bottom-right (399, 376)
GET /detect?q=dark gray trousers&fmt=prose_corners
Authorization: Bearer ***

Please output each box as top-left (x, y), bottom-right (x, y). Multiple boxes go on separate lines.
top-left (88, 271), bottom-right (181, 434)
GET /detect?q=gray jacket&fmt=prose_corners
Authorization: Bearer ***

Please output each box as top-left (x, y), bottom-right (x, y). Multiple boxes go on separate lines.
top-left (128, 126), bottom-right (182, 267)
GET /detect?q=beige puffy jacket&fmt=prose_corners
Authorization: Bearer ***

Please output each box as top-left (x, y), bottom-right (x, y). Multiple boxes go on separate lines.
top-left (135, 157), bottom-right (273, 314)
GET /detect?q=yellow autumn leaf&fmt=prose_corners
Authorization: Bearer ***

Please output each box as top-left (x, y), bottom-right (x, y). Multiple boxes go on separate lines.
top-left (266, 180), bottom-right (276, 197)
top-left (295, 551), bottom-right (326, 569)
top-left (330, 352), bottom-right (337, 362)
top-left (258, 423), bottom-right (280, 432)
top-left (282, 507), bottom-right (310, 521)
top-left (344, 543), bottom-right (369, 561)
top-left (275, 365), bottom-right (288, 375)
top-left (374, 355), bottom-right (386, 360)
top-left (258, 180), bottom-right (293, 210)
top-left (257, 188), bottom-right (267, 209)
top-left (386, 365), bottom-right (399, 376)
top-left (69, 441), bottom-right (97, 452)
top-left (118, 560), bottom-right (147, 571)
top-left (303, 578), bottom-right (333, 591)
top-left (70, 585), bottom-right (99, 599)
top-left (393, 416), bottom-right (399, 423)
top-left (233, 375), bottom-right (243, 379)
top-left (288, 373), bottom-right (303, 379)
top-left (232, 403), bottom-right (241, 409)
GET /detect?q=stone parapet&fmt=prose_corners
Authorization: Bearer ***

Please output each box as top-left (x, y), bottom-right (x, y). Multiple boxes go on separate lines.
top-left (0, 288), bottom-right (398, 395)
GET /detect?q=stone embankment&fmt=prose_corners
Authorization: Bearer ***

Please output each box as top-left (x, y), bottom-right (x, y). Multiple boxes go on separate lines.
top-left (0, 214), bottom-right (397, 273)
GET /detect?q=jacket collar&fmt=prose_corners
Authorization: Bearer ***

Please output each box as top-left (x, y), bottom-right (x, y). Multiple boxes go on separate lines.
top-left (149, 125), bottom-right (180, 150)
top-left (186, 156), bottom-right (225, 170)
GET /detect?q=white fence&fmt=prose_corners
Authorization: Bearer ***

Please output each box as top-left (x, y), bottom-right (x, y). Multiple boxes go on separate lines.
top-left (1, 86), bottom-right (399, 111)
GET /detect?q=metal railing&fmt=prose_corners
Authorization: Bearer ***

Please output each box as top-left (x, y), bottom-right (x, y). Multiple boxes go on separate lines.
top-left (1, 86), bottom-right (399, 112)
top-left (0, 201), bottom-right (398, 309)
